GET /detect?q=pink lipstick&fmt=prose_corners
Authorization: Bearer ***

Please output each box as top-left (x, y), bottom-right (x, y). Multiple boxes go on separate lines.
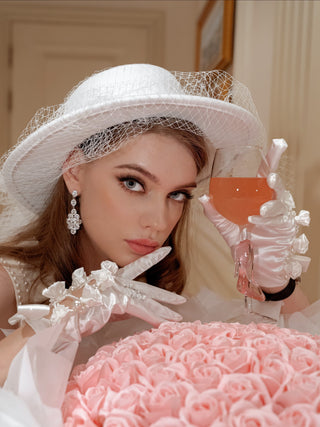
top-left (125, 239), bottom-right (159, 256)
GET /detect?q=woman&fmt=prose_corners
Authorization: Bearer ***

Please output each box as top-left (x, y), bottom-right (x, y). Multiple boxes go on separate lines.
top-left (0, 64), bottom-right (314, 402)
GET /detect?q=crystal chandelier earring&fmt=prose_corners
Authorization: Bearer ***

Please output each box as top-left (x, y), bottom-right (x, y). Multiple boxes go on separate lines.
top-left (67, 190), bottom-right (82, 235)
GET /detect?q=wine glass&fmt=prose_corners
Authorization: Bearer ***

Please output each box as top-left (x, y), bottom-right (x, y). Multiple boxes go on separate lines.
top-left (210, 146), bottom-right (275, 323)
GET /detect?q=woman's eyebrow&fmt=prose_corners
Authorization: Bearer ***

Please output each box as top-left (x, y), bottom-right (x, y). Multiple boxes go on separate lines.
top-left (114, 164), bottom-right (197, 188)
top-left (115, 164), bottom-right (160, 183)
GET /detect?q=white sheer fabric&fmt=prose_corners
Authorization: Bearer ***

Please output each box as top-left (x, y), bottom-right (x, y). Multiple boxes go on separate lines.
top-left (1, 252), bottom-right (320, 427)
top-left (3, 287), bottom-right (320, 427)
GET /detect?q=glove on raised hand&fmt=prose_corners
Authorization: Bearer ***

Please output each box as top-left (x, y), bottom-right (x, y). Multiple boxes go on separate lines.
top-left (199, 139), bottom-right (311, 294)
top-left (9, 247), bottom-right (186, 342)
top-left (248, 172), bottom-right (310, 289)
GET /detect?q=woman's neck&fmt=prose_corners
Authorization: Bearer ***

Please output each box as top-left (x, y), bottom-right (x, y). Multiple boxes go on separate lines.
top-left (78, 230), bottom-right (107, 274)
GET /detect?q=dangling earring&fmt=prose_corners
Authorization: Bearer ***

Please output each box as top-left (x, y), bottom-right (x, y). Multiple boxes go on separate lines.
top-left (67, 190), bottom-right (82, 235)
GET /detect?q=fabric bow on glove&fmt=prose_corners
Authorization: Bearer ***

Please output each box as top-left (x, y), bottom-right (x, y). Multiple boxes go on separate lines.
top-left (9, 247), bottom-right (186, 343)
top-left (199, 139), bottom-right (311, 299)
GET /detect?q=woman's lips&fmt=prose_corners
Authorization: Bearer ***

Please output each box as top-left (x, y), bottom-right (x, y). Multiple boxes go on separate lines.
top-left (125, 239), bottom-right (159, 255)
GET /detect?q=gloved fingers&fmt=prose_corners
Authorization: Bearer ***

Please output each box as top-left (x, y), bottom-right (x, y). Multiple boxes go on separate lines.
top-left (248, 213), bottom-right (292, 227)
top-left (126, 299), bottom-right (183, 327)
top-left (117, 279), bottom-right (186, 305)
top-left (117, 246), bottom-right (171, 280)
top-left (289, 255), bottom-right (311, 274)
top-left (267, 172), bottom-right (285, 196)
top-left (266, 174), bottom-right (296, 210)
top-left (284, 260), bottom-right (302, 280)
top-left (259, 199), bottom-right (289, 217)
top-left (42, 281), bottom-right (70, 303)
top-left (71, 267), bottom-right (88, 289)
top-left (292, 233), bottom-right (309, 254)
top-left (198, 194), bottom-right (240, 247)
top-left (198, 194), bottom-right (220, 222)
top-left (257, 138), bottom-right (288, 177)
top-left (295, 210), bottom-right (311, 226)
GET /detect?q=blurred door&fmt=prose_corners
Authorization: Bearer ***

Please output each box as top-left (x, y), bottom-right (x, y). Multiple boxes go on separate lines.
top-left (11, 19), bottom-right (160, 144)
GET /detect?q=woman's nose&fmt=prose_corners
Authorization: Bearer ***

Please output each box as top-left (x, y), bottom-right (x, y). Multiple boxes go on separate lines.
top-left (140, 199), bottom-right (169, 232)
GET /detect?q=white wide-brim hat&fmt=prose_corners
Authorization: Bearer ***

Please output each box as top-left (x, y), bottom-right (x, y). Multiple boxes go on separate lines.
top-left (2, 64), bottom-right (265, 214)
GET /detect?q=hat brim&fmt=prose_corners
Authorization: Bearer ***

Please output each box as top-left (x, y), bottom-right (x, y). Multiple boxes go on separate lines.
top-left (3, 94), bottom-right (264, 214)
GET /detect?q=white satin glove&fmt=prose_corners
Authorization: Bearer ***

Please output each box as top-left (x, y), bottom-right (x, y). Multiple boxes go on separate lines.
top-left (9, 247), bottom-right (186, 342)
top-left (248, 172), bottom-right (310, 289)
top-left (199, 139), bottom-right (311, 294)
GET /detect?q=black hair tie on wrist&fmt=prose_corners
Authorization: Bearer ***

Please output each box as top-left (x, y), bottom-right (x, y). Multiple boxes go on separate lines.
top-left (262, 278), bottom-right (297, 301)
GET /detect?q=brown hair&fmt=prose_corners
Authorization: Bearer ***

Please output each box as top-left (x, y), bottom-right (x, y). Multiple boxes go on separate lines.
top-left (0, 120), bottom-right (208, 301)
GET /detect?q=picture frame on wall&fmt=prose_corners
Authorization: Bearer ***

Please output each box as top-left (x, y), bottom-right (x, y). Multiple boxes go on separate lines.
top-left (196, 0), bottom-right (235, 71)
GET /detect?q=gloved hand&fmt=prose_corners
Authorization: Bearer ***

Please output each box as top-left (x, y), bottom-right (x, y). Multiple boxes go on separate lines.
top-left (9, 247), bottom-right (186, 342)
top-left (199, 139), bottom-right (311, 297)
top-left (248, 172), bottom-right (310, 289)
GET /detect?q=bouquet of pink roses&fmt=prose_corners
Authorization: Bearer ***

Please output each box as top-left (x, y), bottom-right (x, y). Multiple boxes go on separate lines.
top-left (62, 321), bottom-right (320, 426)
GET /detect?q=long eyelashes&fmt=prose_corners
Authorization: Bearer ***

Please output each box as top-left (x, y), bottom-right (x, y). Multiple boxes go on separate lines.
top-left (118, 175), bottom-right (145, 192)
top-left (117, 174), bottom-right (193, 201)
top-left (170, 191), bottom-right (193, 201)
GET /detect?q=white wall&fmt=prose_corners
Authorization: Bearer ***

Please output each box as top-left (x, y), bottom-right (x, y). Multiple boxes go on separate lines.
top-left (232, 0), bottom-right (320, 301)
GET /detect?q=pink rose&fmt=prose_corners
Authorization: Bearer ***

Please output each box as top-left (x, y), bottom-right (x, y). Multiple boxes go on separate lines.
top-left (62, 320), bottom-right (320, 426)
top-left (133, 330), bottom-right (168, 349)
top-left (259, 354), bottom-right (295, 397)
top-left (62, 389), bottom-right (90, 420)
top-left (280, 332), bottom-right (319, 352)
top-left (111, 360), bottom-right (147, 391)
top-left (180, 389), bottom-right (231, 426)
top-left (255, 323), bottom-right (279, 334)
top-left (214, 346), bottom-right (260, 374)
top-left (243, 333), bottom-right (290, 360)
top-left (62, 390), bottom-right (96, 426)
top-left (83, 388), bottom-right (117, 423)
top-left (158, 321), bottom-right (191, 338)
top-left (201, 322), bottom-right (240, 341)
top-left (274, 373), bottom-right (320, 408)
top-left (84, 385), bottom-right (108, 417)
top-left (314, 394), bottom-right (320, 413)
top-left (72, 356), bottom-right (119, 393)
top-left (218, 373), bottom-right (271, 407)
top-left (170, 327), bottom-right (200, 350)
top-left (140, 344), bottom-right (177, 366)
top-left (102, 384), bottom-right (144, 414)
top-left (150, 417), bottom-right (187, 427)
top-left (279, 404), bottom-right (320, 427)
top-left (227, 406), bottom-right (281, 427)
top-left (144, 362), bottom-right (187, 387)
top-left (235, 323), bottom-right (266, 339)
top-left (289, 347), bottom-right (320, 374)
top-left (228, 400), bottom-right (257, 414)
top-left (112, 341), bottom-right (142, 363)
top-left (205, 334), bottom-right (238, 348)
top-left (177, 344), bottom-right (212, 366)
top-left (63, 407), bottom-right (97, 427)
top-left (101, 409), bottom-right (145, 427)
top-left (87, 345), bottom-right (116, 366)
top-left (189, 362), bottom-right (228, 392)
top-left (141, 381), bottom-right (193, 424)
top-left (96, 357), bottom-right (120, 390)
top-left (71, 363), bottom-right (103, 393)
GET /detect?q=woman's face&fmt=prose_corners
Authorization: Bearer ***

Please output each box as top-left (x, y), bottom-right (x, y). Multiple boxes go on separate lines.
top-left (65, 132), bottom-right (198, 269)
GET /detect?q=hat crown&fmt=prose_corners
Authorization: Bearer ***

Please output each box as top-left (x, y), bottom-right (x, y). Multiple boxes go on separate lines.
top-left (63, 64), bottom-right (184, 114)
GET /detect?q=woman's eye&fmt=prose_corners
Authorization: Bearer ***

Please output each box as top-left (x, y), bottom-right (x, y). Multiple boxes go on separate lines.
top-left (122, 178), bottom-right (144, 192)
top-left (169, 191), bottom-right (191, 202)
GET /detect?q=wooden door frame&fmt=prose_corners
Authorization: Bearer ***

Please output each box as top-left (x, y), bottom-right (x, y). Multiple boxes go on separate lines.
top-left (0, 1), bottom-right (165, 153)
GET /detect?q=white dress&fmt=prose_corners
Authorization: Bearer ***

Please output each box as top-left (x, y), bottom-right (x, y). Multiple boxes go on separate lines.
top-left (2, 257), bottom-right (320, 426)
